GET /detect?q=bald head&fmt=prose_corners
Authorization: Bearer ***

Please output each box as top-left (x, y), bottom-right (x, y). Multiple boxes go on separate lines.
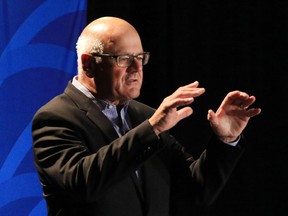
top-left (83, 17), bottom-right (138, 41)
top-left (76, 17), bottom-right (142, 66)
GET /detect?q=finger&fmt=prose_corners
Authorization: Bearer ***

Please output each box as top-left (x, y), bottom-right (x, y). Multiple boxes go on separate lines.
top-left (239, 96), bottom-right (256, 110)
top-left (173, 87), bottom-right (205, 99)
top-left (240, 103), bottom-right (250, 110)
top-left (179, 81), bottom-right (205, 92)
top-left (225, 91), bottom-right (249, 105)
top-left (245, 107), bottom-right (262, 117)
top-left (169, 97), bottom-right (194, 109)
top-left (182, 88), bottom-right (205, 97)
top-left (184, 81), bottom-right (200, 88)
top-left (177, 107), bottom-right (193, 120)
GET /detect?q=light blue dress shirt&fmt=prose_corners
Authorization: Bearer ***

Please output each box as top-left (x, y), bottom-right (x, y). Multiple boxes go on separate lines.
top-left (72, 76), bottom-right (131, 137)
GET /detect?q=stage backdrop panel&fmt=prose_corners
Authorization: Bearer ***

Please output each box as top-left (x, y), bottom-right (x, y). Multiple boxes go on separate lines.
top-left (0, 0), bottom-right (87, 215)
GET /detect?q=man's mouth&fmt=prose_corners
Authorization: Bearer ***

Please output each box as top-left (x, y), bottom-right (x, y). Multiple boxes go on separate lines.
top-left (126, 78), bottom-right (138, 85)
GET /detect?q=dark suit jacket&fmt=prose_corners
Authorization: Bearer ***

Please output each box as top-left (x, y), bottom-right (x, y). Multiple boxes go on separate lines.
top-left (32, 82), bottom-right (245, 216)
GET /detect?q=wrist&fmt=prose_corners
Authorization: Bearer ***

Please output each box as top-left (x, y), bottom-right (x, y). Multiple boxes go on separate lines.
top-left (148, 118), bottom-right (161, 136)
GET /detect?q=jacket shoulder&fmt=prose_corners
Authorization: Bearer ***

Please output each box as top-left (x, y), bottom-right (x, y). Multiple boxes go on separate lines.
top-left (129, 100), bottom-right (155, 114)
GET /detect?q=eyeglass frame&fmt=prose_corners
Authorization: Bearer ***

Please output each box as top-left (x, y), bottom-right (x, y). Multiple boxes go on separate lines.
top-left (90, 52), bottom-right (150, 68)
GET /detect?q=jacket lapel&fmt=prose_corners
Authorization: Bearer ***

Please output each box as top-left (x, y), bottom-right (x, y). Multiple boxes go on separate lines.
top-left (126, 102), bottom-right (148, 201)
top-left (64, 82), bottom-right (119, 142)
top-left (127, 102), bottom-right (146, 127)
top-left (65, 83), bottom-right (152, 203)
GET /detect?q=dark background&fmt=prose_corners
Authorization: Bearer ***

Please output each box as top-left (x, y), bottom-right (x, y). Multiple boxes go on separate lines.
top-left (87, 1), bottom-right (288, 215)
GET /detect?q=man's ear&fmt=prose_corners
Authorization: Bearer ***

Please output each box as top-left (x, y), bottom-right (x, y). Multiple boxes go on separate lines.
top-left (81, 54), bottom-right (93, 70)
top-left (81, 54), bottom-right (95, 78)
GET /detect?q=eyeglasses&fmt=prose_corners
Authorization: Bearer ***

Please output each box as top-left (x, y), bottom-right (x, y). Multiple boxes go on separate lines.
top-left (91, 52), bottom-right (150, 68)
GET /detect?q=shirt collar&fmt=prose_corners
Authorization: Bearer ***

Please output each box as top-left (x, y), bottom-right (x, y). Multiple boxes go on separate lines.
top-left (71, 76), bottom-right (130, 112)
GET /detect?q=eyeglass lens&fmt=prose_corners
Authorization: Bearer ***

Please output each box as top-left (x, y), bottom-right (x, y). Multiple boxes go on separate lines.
top-left (117, 53), bottom-right (149, 67)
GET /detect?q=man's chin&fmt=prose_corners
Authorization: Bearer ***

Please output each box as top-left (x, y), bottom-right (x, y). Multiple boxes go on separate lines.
top-left (127, 89), bottom-right (141, 99)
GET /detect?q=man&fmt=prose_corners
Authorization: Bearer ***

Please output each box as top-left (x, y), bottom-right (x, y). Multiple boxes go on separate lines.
top-left (32, 16), bottom-right (261, 216)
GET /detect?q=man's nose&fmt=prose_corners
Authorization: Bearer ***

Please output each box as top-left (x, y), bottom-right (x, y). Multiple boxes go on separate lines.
top-left (128, 58), bottom-right (143, 71)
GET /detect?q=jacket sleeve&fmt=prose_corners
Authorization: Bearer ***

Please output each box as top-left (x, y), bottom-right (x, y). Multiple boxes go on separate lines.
top-left (160, 132), bottom-right (246, 213)
top-left (32, 108), bottom-right (162, 203)
top-left (190, 134), bottom-right (246, 206)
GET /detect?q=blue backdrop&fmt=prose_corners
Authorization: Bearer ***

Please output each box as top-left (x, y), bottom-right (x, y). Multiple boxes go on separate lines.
top-left (0, 0), bottom-right (87, 215)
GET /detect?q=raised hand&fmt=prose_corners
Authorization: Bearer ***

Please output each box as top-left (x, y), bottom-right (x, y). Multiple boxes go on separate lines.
top-left (149, 81), bottom-right (205, 136)
top-left (207, 90), bottom-right (261, 143)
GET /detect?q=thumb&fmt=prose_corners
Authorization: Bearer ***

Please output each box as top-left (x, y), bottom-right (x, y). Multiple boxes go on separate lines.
top-left (207, 109), bottom-right (216, 122)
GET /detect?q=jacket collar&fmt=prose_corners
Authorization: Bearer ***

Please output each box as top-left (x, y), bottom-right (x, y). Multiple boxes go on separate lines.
top-left (64, 81), bottom-right (144, 142)
top-left (64, 81), bottom-right (119, 142)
